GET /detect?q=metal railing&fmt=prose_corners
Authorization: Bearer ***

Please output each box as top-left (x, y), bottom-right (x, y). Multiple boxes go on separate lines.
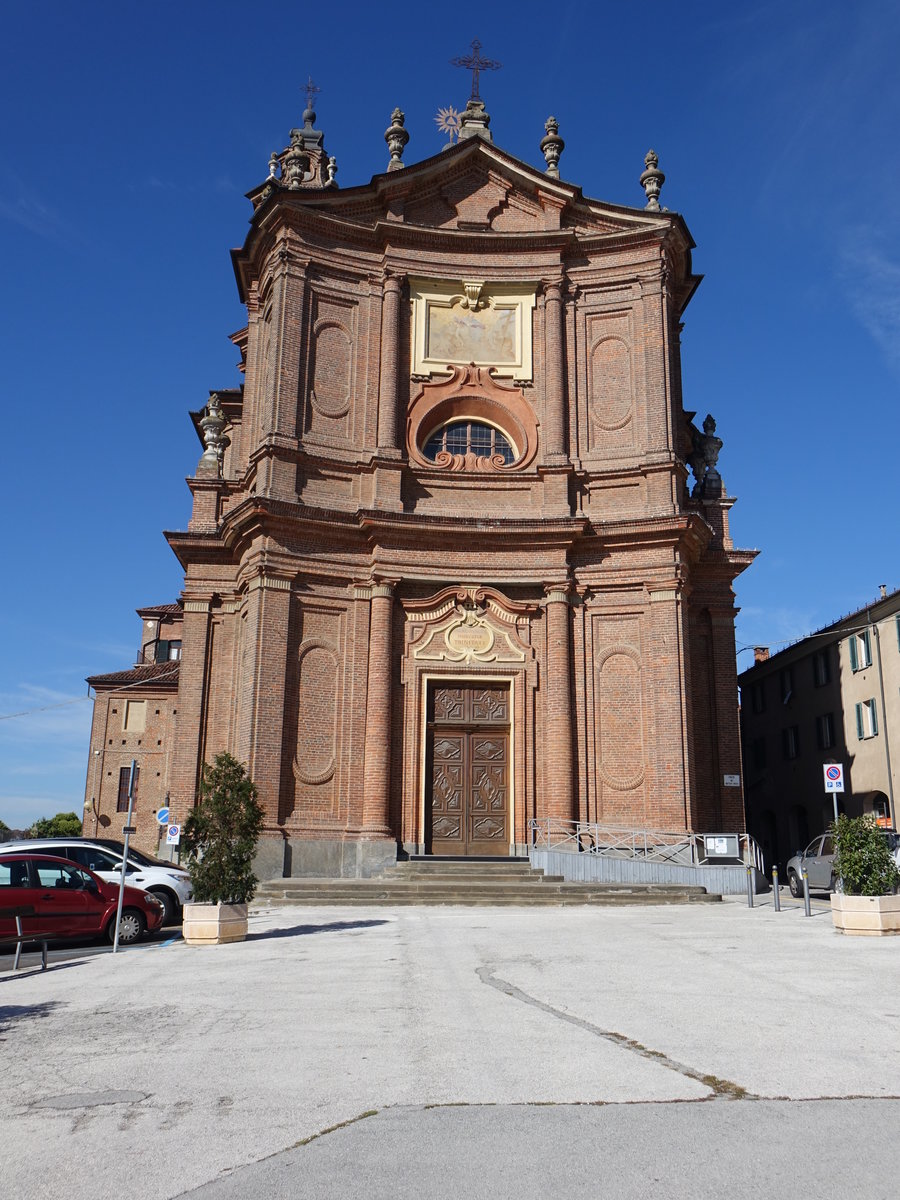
top-left (528, 818), bottom-right (765, 874)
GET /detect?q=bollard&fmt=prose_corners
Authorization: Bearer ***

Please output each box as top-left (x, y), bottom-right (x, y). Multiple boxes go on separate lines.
top-left (802, 866), bottom-right (811, 917)
top-left (746, 863), bottom-right (754, 908)
top-left (772, 866), bottom-right (781, 911)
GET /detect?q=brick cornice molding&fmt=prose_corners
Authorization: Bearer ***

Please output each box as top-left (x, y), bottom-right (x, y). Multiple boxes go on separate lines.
top-left (246, 573), bottom-right (293, 593)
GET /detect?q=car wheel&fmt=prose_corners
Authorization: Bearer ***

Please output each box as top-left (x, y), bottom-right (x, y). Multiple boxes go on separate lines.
top-left (148, 888), bottom-right (177, 926)
top-left (107, 908), bottom-right (146, 945)
top-left (788, 871), bottom-right (802, 898)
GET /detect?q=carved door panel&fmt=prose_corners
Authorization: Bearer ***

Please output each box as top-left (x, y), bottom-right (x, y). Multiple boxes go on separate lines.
top-left (428, 683), bottom-right (509, 856)
top-left (430, 734), bottom-right (465, 844)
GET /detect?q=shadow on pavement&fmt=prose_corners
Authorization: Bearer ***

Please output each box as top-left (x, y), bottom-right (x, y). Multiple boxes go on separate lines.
top-left (0, 998), bottom-right (64, 1030)
top-left (247, 919), bottom-right (390, 940)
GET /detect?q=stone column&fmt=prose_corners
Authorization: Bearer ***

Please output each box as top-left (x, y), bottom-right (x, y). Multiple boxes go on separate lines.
top-left (542, 280), bottom-right (567, 461)
top-left (377, 274), bottom-right (403, 452)
top-left (362, 582), bottom-right (395, 834)
top-left (543, 586), bottom-right (576, 822)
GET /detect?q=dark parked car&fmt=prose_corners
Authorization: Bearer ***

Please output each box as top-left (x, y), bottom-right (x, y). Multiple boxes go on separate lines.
top-left (0, 854), bottom-right (164, 947)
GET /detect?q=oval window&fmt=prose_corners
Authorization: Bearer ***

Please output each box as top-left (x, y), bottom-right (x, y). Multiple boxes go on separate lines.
top-left (423, 420), bottom-right (516, 467)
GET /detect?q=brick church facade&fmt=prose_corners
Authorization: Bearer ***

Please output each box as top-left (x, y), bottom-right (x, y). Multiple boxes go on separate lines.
top-left (84, 90), bottom-right (755, 876)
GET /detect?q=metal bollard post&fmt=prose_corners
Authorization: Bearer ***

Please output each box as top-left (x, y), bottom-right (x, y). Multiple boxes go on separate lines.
top-left (746, 863), bottom-right (754, 908)
top-left (802, 866), bottom-right (811, 917)
top-left (772, 866), bottom-right (781, 911)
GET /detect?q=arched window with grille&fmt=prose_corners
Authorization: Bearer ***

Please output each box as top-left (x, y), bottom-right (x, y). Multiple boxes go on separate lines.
top-left (423, 420), bottom-right (516, 469)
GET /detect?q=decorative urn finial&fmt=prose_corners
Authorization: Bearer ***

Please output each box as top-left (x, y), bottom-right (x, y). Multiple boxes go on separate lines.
top-left (199, 394), bottom-right (230, 476)
top-left (540, 116), bottom-right (565, 178)
top-left (640, 149), bottom-right (665, 211)
top-left (384, 107), bottom-right (409, 171)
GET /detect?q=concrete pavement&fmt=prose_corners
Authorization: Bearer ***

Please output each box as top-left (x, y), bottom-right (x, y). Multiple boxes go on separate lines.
top-left (1, 894), bottom-right (898, 1198)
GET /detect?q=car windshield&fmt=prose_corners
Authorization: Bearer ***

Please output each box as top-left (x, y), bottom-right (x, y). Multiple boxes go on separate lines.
top-left (93, 841), bottom-right (183, 870)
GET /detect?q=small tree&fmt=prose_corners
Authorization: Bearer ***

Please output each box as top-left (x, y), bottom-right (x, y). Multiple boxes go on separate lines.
top-left (182, 753), bottom-right (264, 905)
top-left (831, 814), bottom-right (900, 897)
top-left (29, 811), bottom-right (84, 837)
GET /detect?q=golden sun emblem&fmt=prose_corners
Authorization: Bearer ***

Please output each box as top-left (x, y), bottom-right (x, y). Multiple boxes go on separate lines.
top-left (435, 105), bottom-right (461, 144)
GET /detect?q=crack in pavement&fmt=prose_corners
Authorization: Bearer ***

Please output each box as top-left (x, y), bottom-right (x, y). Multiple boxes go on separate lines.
top-left (475, 966), bottom-right (753, 1100)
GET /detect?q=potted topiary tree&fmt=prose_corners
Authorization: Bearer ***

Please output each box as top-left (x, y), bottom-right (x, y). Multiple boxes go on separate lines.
top-left (181, 752), bottom-right (264, 945)
top-left (830, 814), bottom-right (900, 936)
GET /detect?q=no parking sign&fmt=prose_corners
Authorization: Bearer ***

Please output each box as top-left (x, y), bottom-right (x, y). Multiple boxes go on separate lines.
top-left (823, 764), bottom-right (844, 793)
top-left (166, 824), bottom-right (181, 845)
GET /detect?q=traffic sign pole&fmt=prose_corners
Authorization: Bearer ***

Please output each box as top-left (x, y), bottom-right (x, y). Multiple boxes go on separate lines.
top-left (113, 759), bottom-right (137, 955)
top-left (823, 763), bottom-right (845, 825)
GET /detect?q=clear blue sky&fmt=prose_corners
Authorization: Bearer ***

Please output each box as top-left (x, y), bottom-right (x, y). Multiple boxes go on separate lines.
top-left (1, 1), bottom-right (897, 828)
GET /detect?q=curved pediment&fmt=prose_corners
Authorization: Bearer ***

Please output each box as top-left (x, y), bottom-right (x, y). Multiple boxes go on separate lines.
top-left (404, 585), bottom-right (536, 665)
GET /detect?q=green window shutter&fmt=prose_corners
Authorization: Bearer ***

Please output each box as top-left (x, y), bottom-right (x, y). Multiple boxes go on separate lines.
top-left (849, 637), bottom-right (858, 671)
top-left (855, 703), bottom-right (863, 739)
top-left (871, 702), bottom-right (878, 736)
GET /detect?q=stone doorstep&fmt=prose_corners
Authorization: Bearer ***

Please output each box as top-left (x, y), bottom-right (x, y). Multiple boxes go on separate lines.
top-left (253, 859), bottom-right (719, 906)
top-left (251, 893), bottom-right (721, 907)
top-left (253, 886), bottom-right (718, 906)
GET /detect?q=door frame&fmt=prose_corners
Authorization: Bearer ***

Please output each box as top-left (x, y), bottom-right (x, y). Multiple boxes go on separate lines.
top-left (419, 673), bottom-right (517, 857)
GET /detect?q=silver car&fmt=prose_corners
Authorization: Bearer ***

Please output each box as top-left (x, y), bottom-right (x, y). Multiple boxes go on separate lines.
top-left (786, 829), bottom-right (900, 898)
top-left (786, 834), bottom-right (835, 897)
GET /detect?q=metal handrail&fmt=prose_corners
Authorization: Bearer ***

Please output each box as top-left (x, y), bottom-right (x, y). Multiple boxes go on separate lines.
top-left (528, 818), bottom-right (765, 873)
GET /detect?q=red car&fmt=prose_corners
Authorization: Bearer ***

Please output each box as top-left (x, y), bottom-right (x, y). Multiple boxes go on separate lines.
top-left (0, 854), bottom-right (164, 946)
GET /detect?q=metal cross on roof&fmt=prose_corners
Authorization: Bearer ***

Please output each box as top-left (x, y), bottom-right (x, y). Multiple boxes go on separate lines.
top-left (304, 76), bottom-right (321, 111)
top-left (450, 39), bottom-right (501, 102)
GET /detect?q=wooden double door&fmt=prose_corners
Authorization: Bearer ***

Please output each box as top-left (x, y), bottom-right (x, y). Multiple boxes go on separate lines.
top-left (427, 682), bottom-right (510, 856)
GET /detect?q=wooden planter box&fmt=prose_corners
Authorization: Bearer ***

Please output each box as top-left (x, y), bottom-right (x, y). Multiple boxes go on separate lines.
top-left (182, 902), bottom-right (249, 945)
top-left (831, 892), bottom-right (900, 936)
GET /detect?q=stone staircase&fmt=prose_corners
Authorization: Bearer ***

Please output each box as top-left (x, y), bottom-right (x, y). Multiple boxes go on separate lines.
top-left (254, 857), bottom-right (720, 907)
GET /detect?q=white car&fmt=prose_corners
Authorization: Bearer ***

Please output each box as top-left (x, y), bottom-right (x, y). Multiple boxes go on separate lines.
top-left (0, 839), bottom-right (192, 925)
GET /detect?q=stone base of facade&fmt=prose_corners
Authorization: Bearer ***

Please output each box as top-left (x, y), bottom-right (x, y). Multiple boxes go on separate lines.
top-left (253, 835), bottom-right (398, 880)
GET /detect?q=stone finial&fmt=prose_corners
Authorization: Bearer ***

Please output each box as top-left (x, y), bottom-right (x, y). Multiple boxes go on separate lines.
top-left (687, 413), bottom-right (724, 498)
top-left (283, 130), bottom-right (311, 190)
top-left (540, 116), bottom-right (565, 178)
top-left (640, 149), bottom-right (665, 211)
top-left (458, 96), bottom-right (493, 142)
top-left (199, 394), bottom-right (230, 476)
top-left (325, 155), bottom-right (338, 187)
top-left (267, 151), bottom-right (278, 179)
top-left (384, 107), bottom-right (409, 171)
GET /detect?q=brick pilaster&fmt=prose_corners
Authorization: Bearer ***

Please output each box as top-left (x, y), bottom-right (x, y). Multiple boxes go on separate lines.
top-left (377, 274), bottom-right (403, 452)
top-left (168, 598), bottom-right (212, 821)
top-left (543, 586), bottom-right (576, 821)
top-left (235, 575), bottom-right (293, 827)
top-left (542, 280), bottom-right (568, 462)
top-left (362, 582), bottom-right (395, 834)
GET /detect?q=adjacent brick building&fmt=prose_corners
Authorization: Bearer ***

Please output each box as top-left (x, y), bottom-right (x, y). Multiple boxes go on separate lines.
top-left (84, 90), bottom-right (755, 875)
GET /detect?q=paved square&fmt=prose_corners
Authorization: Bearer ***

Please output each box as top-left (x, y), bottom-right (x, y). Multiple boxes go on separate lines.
top-left (2, 898), bottom-right (898, 1198)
